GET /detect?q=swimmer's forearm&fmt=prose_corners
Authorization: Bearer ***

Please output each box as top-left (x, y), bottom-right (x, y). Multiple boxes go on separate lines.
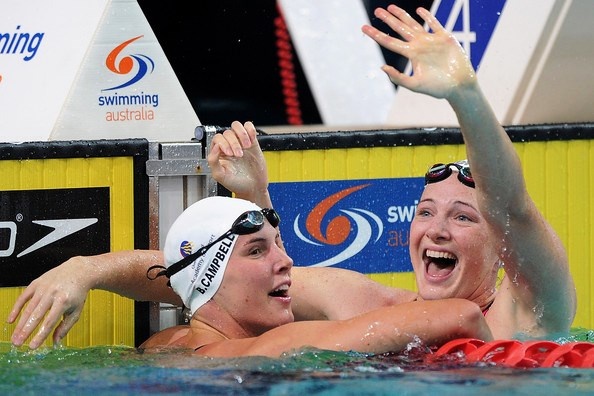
top-left (330, 298), bottom-right (493, 354)
top-left (199, 298), bottom-right (492, 357)
top-left (449, 81), bottom-right (576, 332)
top-left (448, 82), bottom-right (524, 202)
top-left (8, 250), bottom-right (178, 348)
top-left (291, 266), bottom-right (418, 321)
top-left (88, 250), bottom-right (181, 305)
top-left (234, 188), bottom-right (273, 211)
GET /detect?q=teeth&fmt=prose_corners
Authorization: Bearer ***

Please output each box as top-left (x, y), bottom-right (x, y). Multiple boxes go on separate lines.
top-left (274, 284), bottom-right (289, 293)
top-left (426, 249), bottom-right (456, 260)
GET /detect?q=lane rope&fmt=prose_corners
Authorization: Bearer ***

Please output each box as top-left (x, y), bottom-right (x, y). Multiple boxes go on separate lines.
top-left (274, 2), bottom-right (303, 125)
top-left (430, 338), bottom-right (594, 368)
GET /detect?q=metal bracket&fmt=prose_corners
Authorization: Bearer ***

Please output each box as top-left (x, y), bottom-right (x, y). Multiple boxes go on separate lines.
top-left (145, 158), bottom-right (210, 177)
top-left (145, 141), bottom-right (209, 177)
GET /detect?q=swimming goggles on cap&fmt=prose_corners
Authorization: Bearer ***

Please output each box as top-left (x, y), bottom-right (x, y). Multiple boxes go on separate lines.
top-left (147, 208), bottom-right (280, 281)
top-left (424, 161), bottom-right (475, 188)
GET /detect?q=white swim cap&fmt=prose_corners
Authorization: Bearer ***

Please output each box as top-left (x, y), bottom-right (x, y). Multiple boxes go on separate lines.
top-left (163, 196), bottom-right (261, 315)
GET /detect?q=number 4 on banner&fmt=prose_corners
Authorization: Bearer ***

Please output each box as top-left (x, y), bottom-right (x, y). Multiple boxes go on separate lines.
top-left (438, 0), bottom-right (476, 58)
top-left (428, 0), bottom-right (507, 71)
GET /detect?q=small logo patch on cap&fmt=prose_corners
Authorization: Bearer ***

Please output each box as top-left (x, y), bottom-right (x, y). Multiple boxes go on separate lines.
top-left (179, 241), bottom-right (193, 257)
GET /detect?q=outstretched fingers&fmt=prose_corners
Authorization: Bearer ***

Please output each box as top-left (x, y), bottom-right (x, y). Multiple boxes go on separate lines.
top-left (415, 7), bottom-right (446, 34)
top-left (362, 6), bottom-right (434, 59)
top-left (383, 5), bottom-right (426, 38)
top-left (7, 286), bottom-right (34, 324)
top-left (51, 309), bottom-right (82, 346)
top-left (361, 23), bottom-right (409, 59)
top-left (381, 65), bottom-right (419, 90)
top-left (10, 293), bottom-right (51, 347)
top-left (210, 121), bottom-right (258, 158)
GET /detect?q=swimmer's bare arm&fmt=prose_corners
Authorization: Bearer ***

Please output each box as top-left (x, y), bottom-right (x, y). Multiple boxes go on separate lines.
top-left (449, 76), bottom-right (574, 334)
top-left (7, 250), bottom-right (181, 349)
top-left (182, 299), bottom-right (492, 358)
top-left (455, 89), bottom-right (574, 332)
top-left (362, 5), bottom-right (576, 335)
top-left (290, 266), bottom-right (418, 321)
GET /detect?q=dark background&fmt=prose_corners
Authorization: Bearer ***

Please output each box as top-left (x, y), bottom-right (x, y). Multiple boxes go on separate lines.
top-left (137, 1), bottom-right (430, 128)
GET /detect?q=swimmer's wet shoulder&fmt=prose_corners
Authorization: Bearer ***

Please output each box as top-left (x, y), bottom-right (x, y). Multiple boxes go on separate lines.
top-left (139, 325), bottom-right (191, 349)
top-left (140, 321), bottom-right (231, 352)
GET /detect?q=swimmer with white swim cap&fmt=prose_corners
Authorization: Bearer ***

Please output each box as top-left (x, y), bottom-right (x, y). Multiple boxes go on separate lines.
top-left (141, 195), bottom-right (492, 357)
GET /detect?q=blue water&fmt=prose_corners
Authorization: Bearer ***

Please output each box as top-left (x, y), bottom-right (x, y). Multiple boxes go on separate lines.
top-left (2, 331), bottom-right (594, 395)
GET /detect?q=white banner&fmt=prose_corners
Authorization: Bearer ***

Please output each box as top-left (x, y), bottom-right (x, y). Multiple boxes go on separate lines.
top-left (0, 0), bottom-right (199, 142)
top-left (279, 0), bottom-right (594, 128)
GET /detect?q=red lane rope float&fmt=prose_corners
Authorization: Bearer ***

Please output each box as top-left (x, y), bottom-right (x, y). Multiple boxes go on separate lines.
top-left (274, 2), bottom-right (303, 125)
top-left (431, 338), bottom-right (594, 368)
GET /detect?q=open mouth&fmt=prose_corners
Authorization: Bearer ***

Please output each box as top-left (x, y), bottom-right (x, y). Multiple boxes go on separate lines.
top-left (269, 284), bottom-right (289, 297)
top-left (424, 249), bottom-right (457, 278)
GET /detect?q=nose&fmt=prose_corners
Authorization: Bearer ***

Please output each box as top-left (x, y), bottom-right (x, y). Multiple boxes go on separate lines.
top-left (425, 216), bottom-right (451, 241)
top-left (274, 246), bottom-right (293, 273)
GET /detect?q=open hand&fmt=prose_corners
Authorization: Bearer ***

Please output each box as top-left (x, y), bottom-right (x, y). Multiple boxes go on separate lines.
top-left (7, 256), bottom-right (92, 349)
top-left (361, 5), bottom-right (476, 99)
top-left (207, 121), bottom-right (269, 201)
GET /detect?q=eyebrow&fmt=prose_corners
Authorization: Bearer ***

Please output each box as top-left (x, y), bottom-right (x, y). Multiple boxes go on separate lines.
top-left (419, 197), bottom-right (478, 212)
top-left (247, 236), bottom-right (267, 243)
top-left (238, 235), bottom-right (269, 247)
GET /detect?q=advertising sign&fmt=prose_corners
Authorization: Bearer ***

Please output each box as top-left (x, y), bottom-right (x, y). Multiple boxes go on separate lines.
top-left (0, 188), bottom-right (110, 286)
top-left (269, 177), bottom-right (424, 273)
top-left (0, 0), bottom-right (199, 142)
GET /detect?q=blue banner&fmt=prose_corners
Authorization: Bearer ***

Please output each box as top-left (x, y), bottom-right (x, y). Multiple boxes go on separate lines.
top-left (269, 178), bottom-right (424, 273)
top-left (432, 0), bottom-right (507, 71)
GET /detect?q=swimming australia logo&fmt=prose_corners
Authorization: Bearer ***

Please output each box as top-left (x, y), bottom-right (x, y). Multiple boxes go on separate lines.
top-left (293, 184), bottom-right (383, 267)
top-left (269, 178), bottom-right (423, 273)
top-left (103, 35), bottom-right (154, 91)
top-left (98, 35), bottom-right (159, 121)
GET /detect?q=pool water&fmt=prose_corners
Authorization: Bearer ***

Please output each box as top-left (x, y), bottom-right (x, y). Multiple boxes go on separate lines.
top-left (2, 330), bottom-right (594, 395)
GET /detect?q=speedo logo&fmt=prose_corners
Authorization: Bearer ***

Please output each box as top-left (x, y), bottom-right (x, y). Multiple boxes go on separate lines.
top-left (0, 218), bottom-right (98, 258)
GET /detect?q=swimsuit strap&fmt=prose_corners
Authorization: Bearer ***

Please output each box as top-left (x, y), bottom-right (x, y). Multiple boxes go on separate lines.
top-left (482, 300), bottom-right (494, 316)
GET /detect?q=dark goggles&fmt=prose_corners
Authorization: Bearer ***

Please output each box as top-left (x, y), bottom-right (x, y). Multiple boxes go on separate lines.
top-left (425, 162), bottom-right (475, 188)
top-left (147, 208), bottom-right (280, 280)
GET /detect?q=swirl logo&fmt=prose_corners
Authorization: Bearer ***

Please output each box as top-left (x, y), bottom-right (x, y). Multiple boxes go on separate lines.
top-left (179, 240), bottom-right (194, 258)
top-left (103, 35), bottom-right (154, 91)
top-left (294, 184), bottom-right (383, 267)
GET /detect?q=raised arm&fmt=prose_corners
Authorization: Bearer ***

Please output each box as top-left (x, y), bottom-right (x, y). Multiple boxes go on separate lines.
top-left (207, 120), bottom-right (273, 209)
top-left (362, 5), bottom-right (575, 335)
